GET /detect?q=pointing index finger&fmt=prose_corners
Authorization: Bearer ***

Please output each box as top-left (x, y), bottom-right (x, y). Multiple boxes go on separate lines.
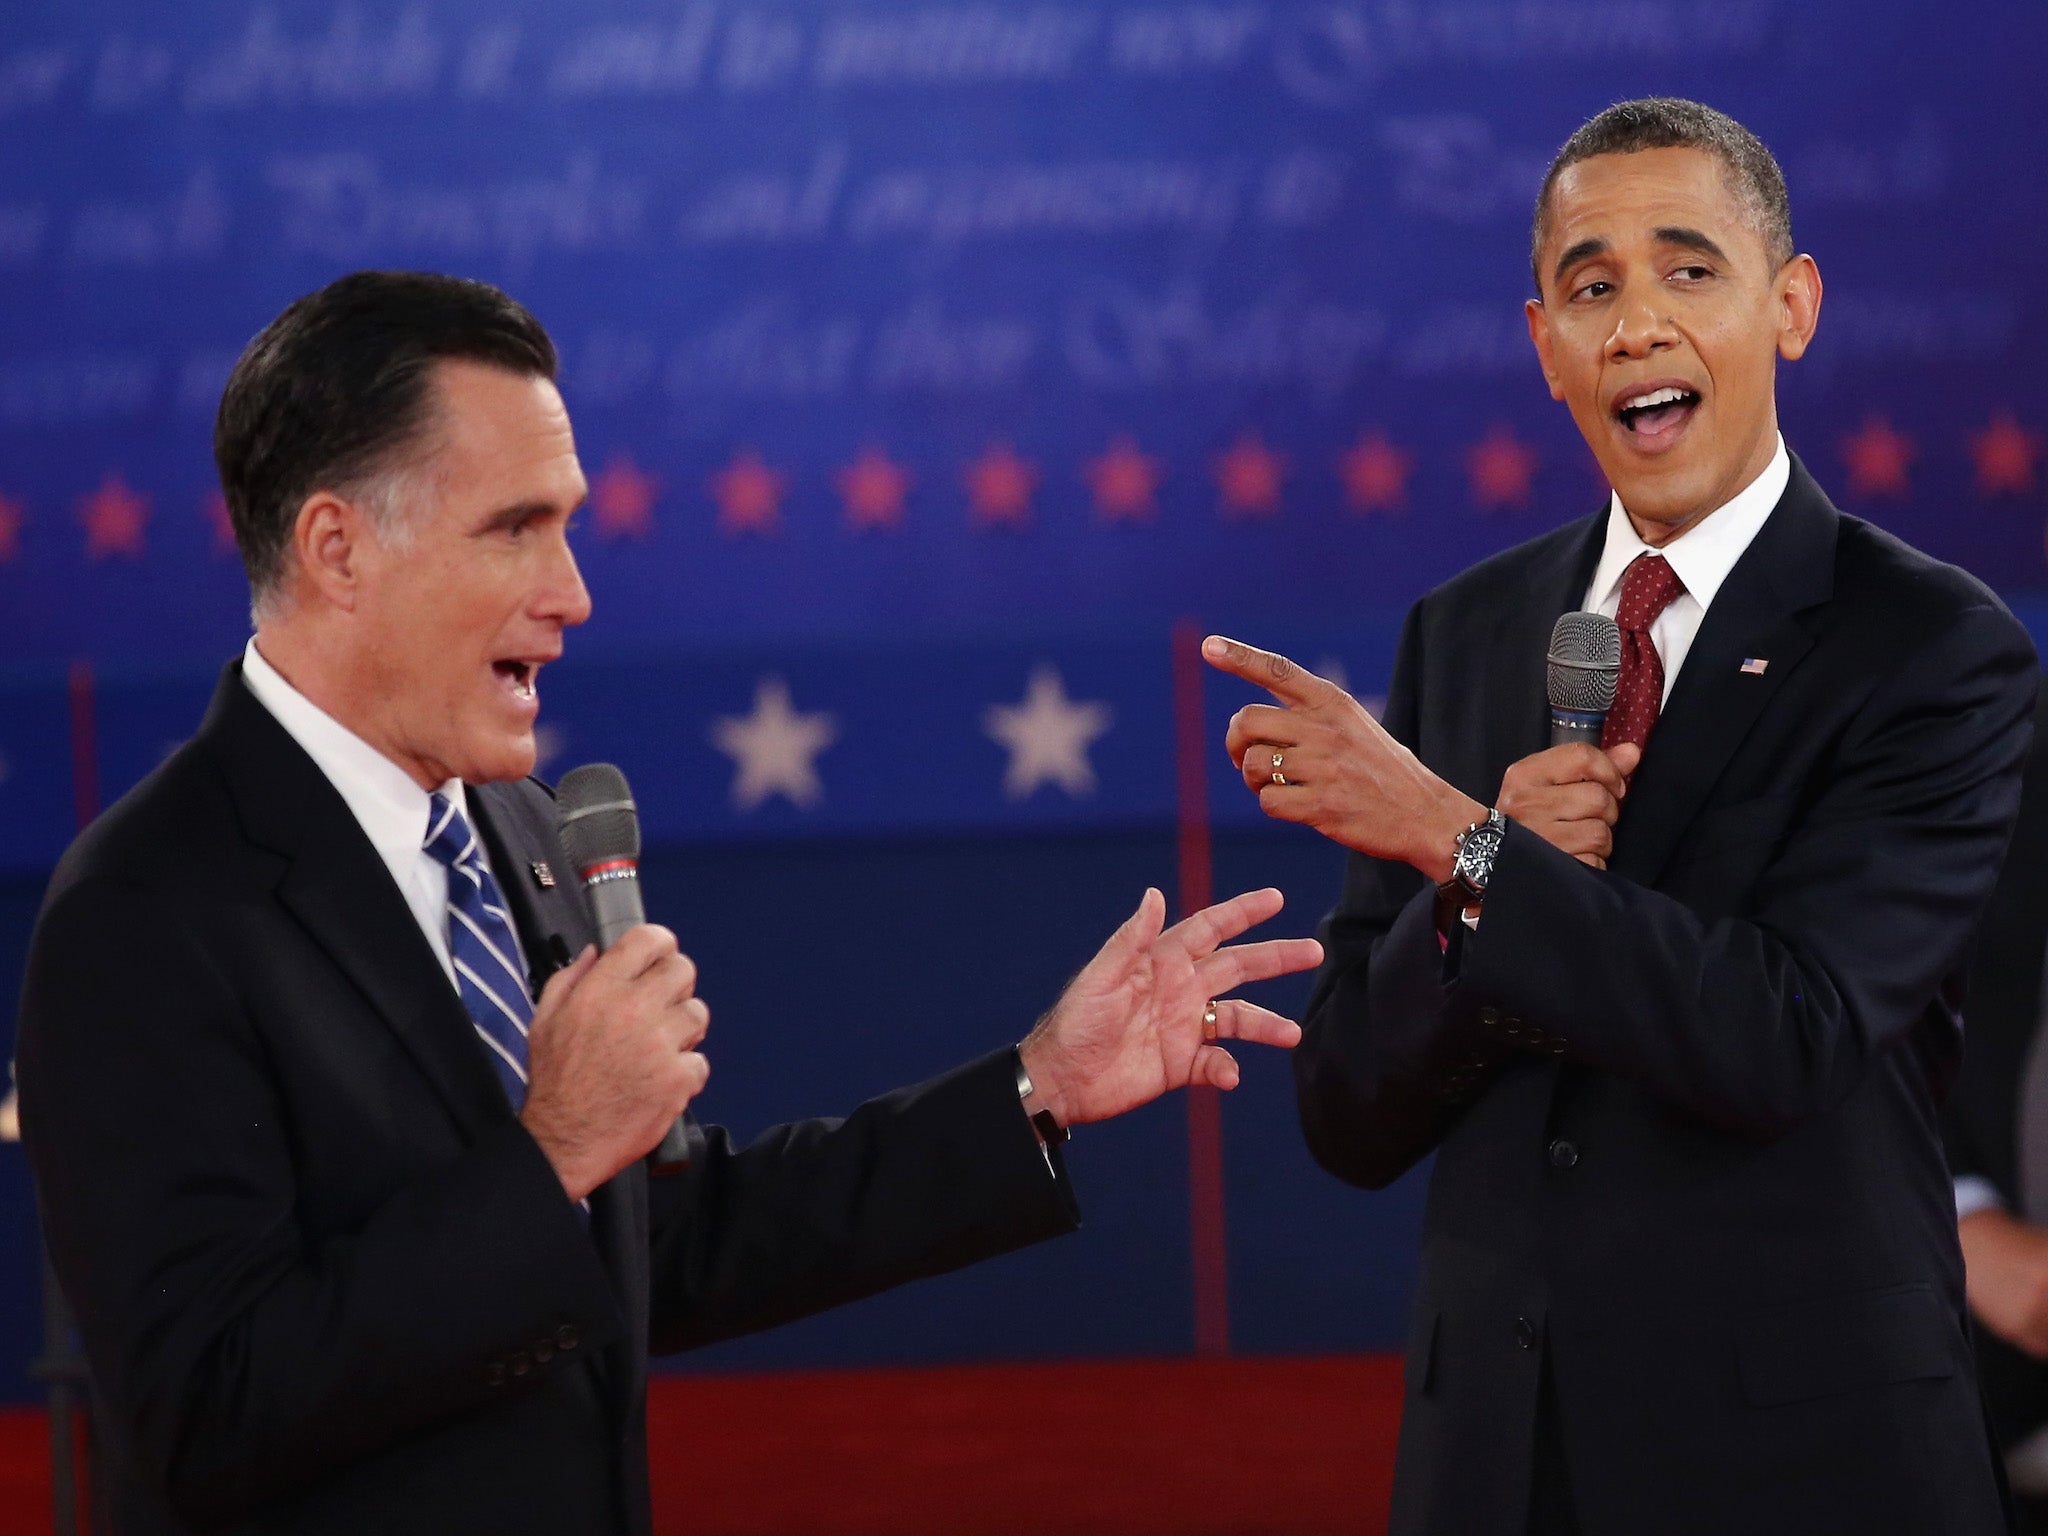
top-left (1201, 635), bottom-right (1339, 710)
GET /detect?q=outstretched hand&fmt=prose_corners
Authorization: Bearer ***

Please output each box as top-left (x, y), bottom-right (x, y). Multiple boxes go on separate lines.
top-left (1017, 887), bottom-right (1321, 1127)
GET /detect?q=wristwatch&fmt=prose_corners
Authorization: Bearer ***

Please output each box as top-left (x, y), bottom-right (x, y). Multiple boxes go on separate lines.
top-left (1441, 808), bottom-right (1507, 910)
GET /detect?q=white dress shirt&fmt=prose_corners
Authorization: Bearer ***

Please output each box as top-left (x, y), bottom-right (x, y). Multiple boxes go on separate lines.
top-left (1580, 434), bottom-right (1791, 703)
top-left (240, 637), bottom-right (528, 992)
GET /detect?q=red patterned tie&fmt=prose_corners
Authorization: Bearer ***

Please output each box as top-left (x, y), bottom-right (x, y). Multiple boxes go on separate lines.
top-left (1601, 553), bottom-right (1687, 751)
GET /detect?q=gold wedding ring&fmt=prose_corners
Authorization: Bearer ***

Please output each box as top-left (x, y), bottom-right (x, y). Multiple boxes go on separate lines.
top-left (1270, 750), bottom-right (1289, 787)
top-left (1202, 1001), bottom-right (1220, 1042)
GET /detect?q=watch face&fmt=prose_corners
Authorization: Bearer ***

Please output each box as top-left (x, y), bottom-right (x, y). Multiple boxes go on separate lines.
top-left (1459, 827), bottom-right (1502, 881)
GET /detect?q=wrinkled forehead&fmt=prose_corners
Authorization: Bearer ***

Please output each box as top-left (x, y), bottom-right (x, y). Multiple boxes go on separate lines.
top-left (1540, 147), bottom-right (1766, 274)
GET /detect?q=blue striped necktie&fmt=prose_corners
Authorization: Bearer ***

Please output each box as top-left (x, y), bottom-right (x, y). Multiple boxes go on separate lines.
top-left (424, 792), bottom-right (533, 1109)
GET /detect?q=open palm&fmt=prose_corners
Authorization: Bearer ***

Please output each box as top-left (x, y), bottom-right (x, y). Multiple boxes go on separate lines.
top-left (1018, 887), bottom-right (1321, 1127)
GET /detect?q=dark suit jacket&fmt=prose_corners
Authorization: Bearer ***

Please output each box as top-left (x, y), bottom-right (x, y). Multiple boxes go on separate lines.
top-left (1946, 683), bottom-right (2048, 1449)
top-left (16, 664), bottom-right (1078, 1535)
top-left (1296, 456), bottom-right (2036, 1536)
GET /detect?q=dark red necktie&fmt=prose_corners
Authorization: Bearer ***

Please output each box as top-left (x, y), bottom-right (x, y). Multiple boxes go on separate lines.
top-left (1601, 553), bottom-right (1687, 751)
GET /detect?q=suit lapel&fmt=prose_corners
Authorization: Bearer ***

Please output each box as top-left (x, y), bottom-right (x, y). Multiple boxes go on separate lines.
top-left (470, 778), bottom-right (643, 1417)
top-left (1483, 510), bottom-right (1610, 787)
top-left (1607, 458), bottom-right (1838, 888)
top-left (205, 666), bottom-right (513, 1140)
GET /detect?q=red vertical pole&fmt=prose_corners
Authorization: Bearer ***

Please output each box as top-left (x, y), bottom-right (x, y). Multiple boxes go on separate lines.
top-left (1171, 620), bottom-right (1230, 1359)
top-left (66, 659), bottom-right (99, 833)
top-left (52, 657), bottom-right (100, 1535)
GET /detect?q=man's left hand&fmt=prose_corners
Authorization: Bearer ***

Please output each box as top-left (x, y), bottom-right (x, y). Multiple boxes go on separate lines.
top-left (1205, 635), bottom-right (1484, 881)
top-left (1016, 887), bottom-right (1320, 1127)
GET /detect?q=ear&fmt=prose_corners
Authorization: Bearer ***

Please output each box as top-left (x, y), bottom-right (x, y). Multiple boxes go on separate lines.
top-left (1774, 254), bottom-right (1822, 363)
top-left (1525, 297), bottom-right (1566, 402)
top-left (290, 490), bottom-right (373, 612)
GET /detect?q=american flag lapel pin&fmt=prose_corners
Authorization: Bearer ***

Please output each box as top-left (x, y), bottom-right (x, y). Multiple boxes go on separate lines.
top-left (530, 861), bottom-right (556, 889)
top-left (1739, 658), bottom-right (1769, 676)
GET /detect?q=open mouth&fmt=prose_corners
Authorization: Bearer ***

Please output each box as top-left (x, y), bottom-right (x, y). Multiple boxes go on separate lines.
top-left (492, 659), bottom-right (538, 704)
top-left (1614, 384), bottom-right (1701, 443)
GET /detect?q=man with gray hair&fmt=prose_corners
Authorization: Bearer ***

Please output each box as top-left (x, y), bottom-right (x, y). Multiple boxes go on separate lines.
top-left (1206, 98), bottom-right (2030, 1533)
top-left (15, 270), bottom-right (1320, 1535)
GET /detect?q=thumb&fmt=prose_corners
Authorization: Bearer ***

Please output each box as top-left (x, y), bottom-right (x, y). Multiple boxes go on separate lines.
top-left (1607, 741), bottom-right (1643, 778)
top-left (1119, 886), bottom-right (1167, 950)
top-left (536, 942), bottom-right (599, 1011)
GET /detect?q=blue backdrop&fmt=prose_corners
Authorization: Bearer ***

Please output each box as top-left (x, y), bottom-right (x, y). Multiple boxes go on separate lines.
top-left (1, 0), bottom-right (2045, 1405)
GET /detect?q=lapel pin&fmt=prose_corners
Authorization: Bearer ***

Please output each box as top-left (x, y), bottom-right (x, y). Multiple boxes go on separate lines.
top-left (529, 861), bottom-right (557, 889)
top-left (1739, 658), bottom-right (1769, 676)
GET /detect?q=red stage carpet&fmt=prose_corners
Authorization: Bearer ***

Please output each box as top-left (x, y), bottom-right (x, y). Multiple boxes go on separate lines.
top-left (0, 1355), bottom-right (1403, 1534)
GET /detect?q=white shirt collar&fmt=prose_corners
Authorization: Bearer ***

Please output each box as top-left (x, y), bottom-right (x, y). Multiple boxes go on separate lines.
top-left (1584, 434), bottom-right (1791, 616)
top-left (239, 636), bottom-right (468, 869)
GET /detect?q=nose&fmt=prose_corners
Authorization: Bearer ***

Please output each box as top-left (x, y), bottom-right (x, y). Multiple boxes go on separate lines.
top-left (540, 529), bottom-right (592, 628)
top-left (1605, 293), bottom-right (1679, 361)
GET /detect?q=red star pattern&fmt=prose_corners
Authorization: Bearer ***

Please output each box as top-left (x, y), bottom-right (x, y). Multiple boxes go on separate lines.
top-left (710, 450), bottom-right (786, 537)
top-left (1972, 412), bottom-right (2040, 498)
top-left (1840, 417), bottom-right (1914, 500)
top-left (1214, 434), bottom-right (1285, 519)
top-left (965, 442), bottom-right (1038, 528)
top-left (204, 489), bottom-right (236, 555)
top-left (837, 446), bottom-right (912, 532)
top-left (1338, 432), bottom-right (1413, 513)
top-left (1085, 435), bottom-right (1162, 523)
top-left (81, 474), bottom-right (150, 560)
top-left (0, 492), bottom-right (22, 564)
top-left (591, 455), bottom-right (660, 539)
top-left (1467, 425), bottom-right (1537, 511)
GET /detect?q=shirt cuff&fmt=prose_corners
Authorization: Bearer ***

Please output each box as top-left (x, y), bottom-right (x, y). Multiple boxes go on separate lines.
top-left (1955, 1174), bottom-right (2007, 1221)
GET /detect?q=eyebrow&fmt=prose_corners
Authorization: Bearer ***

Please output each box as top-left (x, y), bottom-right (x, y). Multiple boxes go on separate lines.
top-left (1551, 237), bottom-right (1608, 289)
top-left (1550, 226), bottom-right (1733, 289)
top-left (478, 499), bottom-right (568, 533)
top-left (1651, 225), bottom-right (1729, 264)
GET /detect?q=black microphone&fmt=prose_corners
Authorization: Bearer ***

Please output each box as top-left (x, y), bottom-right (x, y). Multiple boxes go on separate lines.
top-left (1546, 612), bottom-right (1622, 747)
top-left (556, 763), bottom-right (691, 1177)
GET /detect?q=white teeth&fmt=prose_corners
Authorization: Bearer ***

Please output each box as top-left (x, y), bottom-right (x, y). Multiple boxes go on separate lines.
top-left (1623, 386), bottom-right (1690, 412)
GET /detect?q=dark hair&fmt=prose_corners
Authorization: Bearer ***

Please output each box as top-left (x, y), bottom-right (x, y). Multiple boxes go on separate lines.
top-left (214, 270), bottom-right (558, 604)
top-left (1530, 98), bottom-right (1793, 292)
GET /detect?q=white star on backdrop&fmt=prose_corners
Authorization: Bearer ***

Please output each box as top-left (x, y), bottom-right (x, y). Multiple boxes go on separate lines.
top-left (711, 676), bottom-right (838, 811)
top-left (984, 666), bottom-right (1114, 800)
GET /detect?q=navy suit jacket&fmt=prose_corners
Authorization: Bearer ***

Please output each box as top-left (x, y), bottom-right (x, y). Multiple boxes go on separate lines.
top-left (1297, 456), bottom-right (2036, 1535)
top-left (17, 665), bottom-right (1078, 1535)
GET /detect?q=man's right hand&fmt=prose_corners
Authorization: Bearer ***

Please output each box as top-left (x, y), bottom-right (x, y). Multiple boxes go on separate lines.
top-left (1496, 741), bottom-right (1642, 870)
top-left (1961, 1207), bottom-right (2048, 1359)
top-left (519, 927), bottom-right (711, 1202)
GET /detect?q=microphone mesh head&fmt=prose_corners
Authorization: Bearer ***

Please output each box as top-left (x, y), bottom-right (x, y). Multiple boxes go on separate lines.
top-left (1547, 612), bottom-right (1622, 713)
top-left (557, 762), bottom-right (641, 873)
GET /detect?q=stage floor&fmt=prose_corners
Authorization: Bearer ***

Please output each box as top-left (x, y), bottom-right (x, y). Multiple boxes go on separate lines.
top-left (0, 1354), bottom-right (1403, 1534)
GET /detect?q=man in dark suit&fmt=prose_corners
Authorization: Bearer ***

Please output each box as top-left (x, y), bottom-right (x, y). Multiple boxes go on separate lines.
top-left (14, 271), bottom-right (1319, 1535)
top-left (1948, 684), bottom-right (2048, 1531)
top-left (1205, 99), bottom-right (2035, 1533)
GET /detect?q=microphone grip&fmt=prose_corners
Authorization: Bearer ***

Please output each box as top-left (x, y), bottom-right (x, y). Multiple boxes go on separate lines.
top-left (586, 872), bottom-right (644, 950)
top-left (1549, 708), bottom-right (1606, 748)
top-left (581, 868), bottom-right (693, 1178)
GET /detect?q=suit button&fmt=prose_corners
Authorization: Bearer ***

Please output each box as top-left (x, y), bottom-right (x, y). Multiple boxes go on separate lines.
top-left (510, 1351), bottom-right (532, 1377)
top-left (1479, 1006), bottom-right (1500, 1029)
top-left (1515, 1317), bottom-right (1538, 1351)
top-left (487, 1362), bottom-right (507, 1388)
top-left (556, 1325), bottom-right (580, 1351)
top-left (1549, 1040), bottom-right (1568, 1055)
top-left (534, 1341), bottom-right (555, 1365)
top-left (1523, 1027), bottom-right (1547, 1047)
top-left (1548, 1139), bottom-right (1579, 1169)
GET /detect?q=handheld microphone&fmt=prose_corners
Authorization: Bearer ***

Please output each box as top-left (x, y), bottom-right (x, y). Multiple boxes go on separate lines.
top-left (1546, 612), bottom-right (1622, 747)
top-left (556, 763), bottom-right (691, 1177)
